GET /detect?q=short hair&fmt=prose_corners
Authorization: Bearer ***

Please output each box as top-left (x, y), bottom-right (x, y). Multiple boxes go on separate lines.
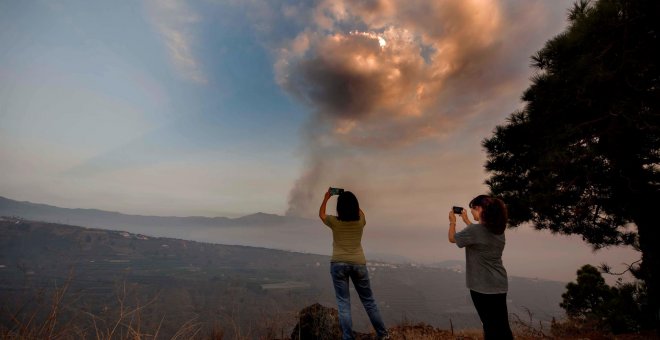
top-left (469, 195), bottom-right (508, 234)
top-left (337, 191), bottom-right (360, 222)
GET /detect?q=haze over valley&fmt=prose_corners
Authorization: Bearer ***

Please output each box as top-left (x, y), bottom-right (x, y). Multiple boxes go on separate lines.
top-left (0, 216), bottom-right (565, 338)
top-left (0, 195), bottom-right (639, 284)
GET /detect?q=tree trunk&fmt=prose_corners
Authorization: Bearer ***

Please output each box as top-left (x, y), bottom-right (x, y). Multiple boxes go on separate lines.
top-left (635, 196), bottom-right (659, 332)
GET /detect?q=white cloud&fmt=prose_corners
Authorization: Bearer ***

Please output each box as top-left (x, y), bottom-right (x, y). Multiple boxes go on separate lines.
top-left (144, 0), bottom-right (206, 83)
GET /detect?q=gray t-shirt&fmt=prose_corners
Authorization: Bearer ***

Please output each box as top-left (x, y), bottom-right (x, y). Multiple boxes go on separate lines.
top-left (454, 223), bottom-right (508, 294)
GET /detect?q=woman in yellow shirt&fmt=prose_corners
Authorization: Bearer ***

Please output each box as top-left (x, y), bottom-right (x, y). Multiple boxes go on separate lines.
top-left (319, 188), bottom-right (389, 340)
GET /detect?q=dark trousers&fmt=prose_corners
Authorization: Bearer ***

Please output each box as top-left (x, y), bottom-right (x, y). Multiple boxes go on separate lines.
top-left (470, 290), bottom-right (513, 340)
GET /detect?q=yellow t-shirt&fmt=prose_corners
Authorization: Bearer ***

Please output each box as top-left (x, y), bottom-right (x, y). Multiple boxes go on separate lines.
top-left (323, 212), bottom-right (366, 264)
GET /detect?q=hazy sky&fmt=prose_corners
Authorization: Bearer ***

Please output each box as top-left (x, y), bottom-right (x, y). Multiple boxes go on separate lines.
top-left (0, 0), bottom-right (639, 281)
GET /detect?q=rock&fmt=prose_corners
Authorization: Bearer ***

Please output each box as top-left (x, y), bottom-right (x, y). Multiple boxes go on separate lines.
top-left (290, 303), bottom-right (342, 340)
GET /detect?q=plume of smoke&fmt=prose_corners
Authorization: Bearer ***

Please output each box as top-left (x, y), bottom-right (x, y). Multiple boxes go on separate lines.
top-left (279, 0), bottom-right (504, 216)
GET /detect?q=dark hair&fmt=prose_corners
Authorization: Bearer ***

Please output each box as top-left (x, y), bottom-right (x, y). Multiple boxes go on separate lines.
top-left (469, 195), bottom-right (508, 235)
top-left (337, 191), bottom-right (360, 222)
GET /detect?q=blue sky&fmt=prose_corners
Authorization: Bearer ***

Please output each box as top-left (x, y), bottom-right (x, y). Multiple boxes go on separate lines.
top-left (1, 0), bottom-right (307, 216)
top-left (0, 0), bottom-right (640, 281)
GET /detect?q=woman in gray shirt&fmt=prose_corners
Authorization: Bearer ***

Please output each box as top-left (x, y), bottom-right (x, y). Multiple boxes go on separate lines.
top-left (448, 195), bottom-right (513, 340)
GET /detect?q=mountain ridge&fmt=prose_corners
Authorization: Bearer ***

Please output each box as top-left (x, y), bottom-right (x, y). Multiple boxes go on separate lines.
top-left (0, 195), bottom-right (294, 219)
top-left (0, 195), bottom-right (312, 228)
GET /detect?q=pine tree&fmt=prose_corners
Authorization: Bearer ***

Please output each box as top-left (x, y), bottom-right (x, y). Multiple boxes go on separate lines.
top-left (483, 0), bottom-right (659, 330)
top-left (561, 265), bottom-right (611, 321)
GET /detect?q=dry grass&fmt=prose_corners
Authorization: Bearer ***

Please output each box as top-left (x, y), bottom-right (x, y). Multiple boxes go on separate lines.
top-left (0, 274), bottom-right (207, 340)
top-left (384, 323), bottom-right (480, 339)
top-left (549, 318), bottom-right (656, 340)
top-left (3, 277), bottom-right (652, 340)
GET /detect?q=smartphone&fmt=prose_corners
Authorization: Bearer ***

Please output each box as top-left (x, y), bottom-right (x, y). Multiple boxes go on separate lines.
top-left (329, 187), bottom-right (345, 196)
top-left (452, 206), bottom-right (464, 214)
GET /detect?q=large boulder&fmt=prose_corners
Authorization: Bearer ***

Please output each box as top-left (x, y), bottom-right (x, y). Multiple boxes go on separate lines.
top-left (290, 303), bottom-right (342, 340)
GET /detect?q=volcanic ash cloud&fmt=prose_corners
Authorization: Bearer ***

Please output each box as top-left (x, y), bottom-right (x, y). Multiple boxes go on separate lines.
top-left (277, 0), bottom-right (503, 216)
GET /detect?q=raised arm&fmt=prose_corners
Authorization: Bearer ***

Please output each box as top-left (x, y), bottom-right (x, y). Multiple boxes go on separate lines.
top-left (319, 190), bottom-right (332, 222)
top-left (461, 208), bottom-right (472, 225)
top-left (448, 210), bottom-right (457, 243)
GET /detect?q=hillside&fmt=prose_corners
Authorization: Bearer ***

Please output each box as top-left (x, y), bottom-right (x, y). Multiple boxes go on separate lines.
top-left (0, 196), bottom-right (310, 229)
top-left (0, 217), bottom-right (565, 338)
top-left (0, 195), bottom-right (333, 257)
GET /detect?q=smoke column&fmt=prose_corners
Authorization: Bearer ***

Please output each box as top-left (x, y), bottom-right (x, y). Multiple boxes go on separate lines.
top-left (277, 0), bottom-right (506, 216)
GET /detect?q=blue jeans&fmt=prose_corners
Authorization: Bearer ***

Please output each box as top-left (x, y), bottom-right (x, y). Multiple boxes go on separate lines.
top-left (330, 262), bottom-right (388, 340)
